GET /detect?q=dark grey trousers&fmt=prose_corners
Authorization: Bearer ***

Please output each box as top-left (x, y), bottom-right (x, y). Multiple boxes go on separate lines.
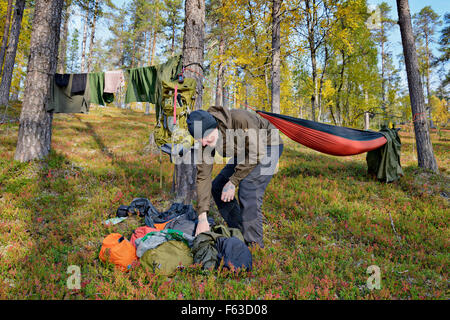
top-left (211, 144), bottom-right (283, 248)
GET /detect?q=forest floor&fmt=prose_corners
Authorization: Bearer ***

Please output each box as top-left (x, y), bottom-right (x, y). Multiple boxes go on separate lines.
top-left (0, 103), bottom-right (448, 299)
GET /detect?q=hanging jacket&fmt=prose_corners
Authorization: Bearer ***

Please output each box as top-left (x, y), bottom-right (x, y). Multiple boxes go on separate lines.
top-left (154, 55), bottom-right (184, 121)
top-left (48, 74), bottom-right (91, 113)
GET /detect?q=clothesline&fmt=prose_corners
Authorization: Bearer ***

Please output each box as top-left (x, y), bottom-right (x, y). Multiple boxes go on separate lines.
top-left (48, 55), bottom-right (184, 114)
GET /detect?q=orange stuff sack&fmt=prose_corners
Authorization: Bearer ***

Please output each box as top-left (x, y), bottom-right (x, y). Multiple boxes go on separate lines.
top-left (99, 233), bottom-right (137, 272)
top-left (153, 220), bottom-right (173, 231)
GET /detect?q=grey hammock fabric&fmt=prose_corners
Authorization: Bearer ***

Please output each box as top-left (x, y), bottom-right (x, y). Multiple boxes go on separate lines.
top-left (366, 127), bottom-right (404, 183)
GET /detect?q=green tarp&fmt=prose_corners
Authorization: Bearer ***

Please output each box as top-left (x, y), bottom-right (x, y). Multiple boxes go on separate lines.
top-left (366, 127), bottom-right (404, 183)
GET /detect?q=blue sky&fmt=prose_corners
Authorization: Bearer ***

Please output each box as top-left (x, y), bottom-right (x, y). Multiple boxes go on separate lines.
top-left (70, 0), bottom-right (449, 90)
top-left (367, 0), bottom-right (449, 90)
top-left (367, 0), bottom-right (450, 60)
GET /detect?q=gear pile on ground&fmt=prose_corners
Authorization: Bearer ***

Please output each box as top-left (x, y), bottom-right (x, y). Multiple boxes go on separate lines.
top-left (99, 198), bottom-right (252, 276)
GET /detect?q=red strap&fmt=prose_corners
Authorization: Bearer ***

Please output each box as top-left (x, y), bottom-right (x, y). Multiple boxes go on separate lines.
top-left (173, 85), bottom-right (178, 125)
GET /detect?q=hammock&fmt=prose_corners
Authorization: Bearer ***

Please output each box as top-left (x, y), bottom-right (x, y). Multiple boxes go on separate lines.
top-left (256, 110), bottom-right (387, 156)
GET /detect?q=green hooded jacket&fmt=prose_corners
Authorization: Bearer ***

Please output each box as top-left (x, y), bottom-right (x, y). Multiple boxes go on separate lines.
top-left (195, 105), bottom-right (283, 214)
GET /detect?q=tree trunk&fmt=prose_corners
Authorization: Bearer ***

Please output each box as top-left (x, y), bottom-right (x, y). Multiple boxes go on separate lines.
top-left (150, 30), bottom-right (157, 65)
top-left (57, 1), bottom-right (71, 74)
top-left (424, 33), bottom-right (434, 128)
top-left (182, 0), bottom-right (205, 111)
top-left (310, 51), bottom-right (317, 122)
top-left (171, 24), bottom-right (175, 57)
top-left (318, 46), bottom-right (329, 123)
top-left (80, 8), bottom-right (89, 73)
top-left (0, 0), bottom-right (26, 106)
top-left (173, 0), bottom-right (205, 204)
top-left (271, 0), bottom-right (281, 114)
top-left (215, 34), bottom-right (225, 106)
top-left (148, 29), bottom-right (153, 65)
top-left (87, 0), bottom-right (99, 72)
top-left (364, 91), bottom-right (370, 130)
top-left (396, 0), bottom-right (438, 173)
top-left (364, 112), bottom-right (370, 130)
top-left (264, 65), bottom-right (270, 108)
top-left (381, 28), bottom-right (387, 122)
top-left (15, 0), bottom-right (64, 162)
top-left (222, 85), bottom-right (228, 108)
top-left (244, 78), bottom-right (248, 110)
top-left (0, 0), bottom-right (14, 75)
top-left (305, 0), bottom-right (317, 121)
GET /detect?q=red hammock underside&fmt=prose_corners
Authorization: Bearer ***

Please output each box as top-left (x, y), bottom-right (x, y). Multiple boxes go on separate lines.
top-left (258, 112), bottom-right (387, 156)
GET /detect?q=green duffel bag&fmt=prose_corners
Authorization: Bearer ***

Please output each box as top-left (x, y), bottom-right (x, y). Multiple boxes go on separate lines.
top-left (140, 240), bottom-right (193, 276)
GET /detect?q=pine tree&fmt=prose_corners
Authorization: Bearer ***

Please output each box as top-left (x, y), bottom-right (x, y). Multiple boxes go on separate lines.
top-left (68, 28), bottom-right (80, 73)
top-left (0, 0), bottom-right (26, 106)
top-left (396, 0), bottom-right (438, 173)
top-left (372, 2), bottom-right (396, 124)
top-left (57, 0), bottom-right (73, 73)
top-left (163, 0), bottom-right (183, 56)
top-left (15, 0), bottom-right (64, 162)
top-left (413, 6), bottom-right (442, 126)
top-left (173, 0), bottom-right (206, 203)
top-left (434, 13), bottom-right (449, 99)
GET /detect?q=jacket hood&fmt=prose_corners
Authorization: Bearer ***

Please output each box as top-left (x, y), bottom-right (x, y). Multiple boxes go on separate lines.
top-left (207, 106), bottom-right (232, 129)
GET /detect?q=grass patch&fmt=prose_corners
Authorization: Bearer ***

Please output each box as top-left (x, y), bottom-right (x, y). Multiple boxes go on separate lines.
top-left (0, 104), bottom-right (448, 300)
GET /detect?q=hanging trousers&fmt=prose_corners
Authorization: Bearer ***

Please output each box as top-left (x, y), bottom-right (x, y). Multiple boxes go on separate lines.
top-left (211, 144), bottom-right (284, 248)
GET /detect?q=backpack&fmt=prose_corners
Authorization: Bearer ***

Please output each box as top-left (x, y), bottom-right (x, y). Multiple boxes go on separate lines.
top-left (153, 78), bottom-right (196, 151)
top-left (116, 205), bottom-right (131, 218)
top-left (129, 198), bottom-right (158, 218)
top-left (99, 233), bottom-right (137, 272)
top-left (140, 240), bottom-right (193, 276)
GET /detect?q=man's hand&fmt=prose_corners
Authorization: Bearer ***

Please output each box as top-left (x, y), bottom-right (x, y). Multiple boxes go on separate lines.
top-left (221, 181), bottom-right (236, 202)
top-left (195, 212), bottom-right (210, 236)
